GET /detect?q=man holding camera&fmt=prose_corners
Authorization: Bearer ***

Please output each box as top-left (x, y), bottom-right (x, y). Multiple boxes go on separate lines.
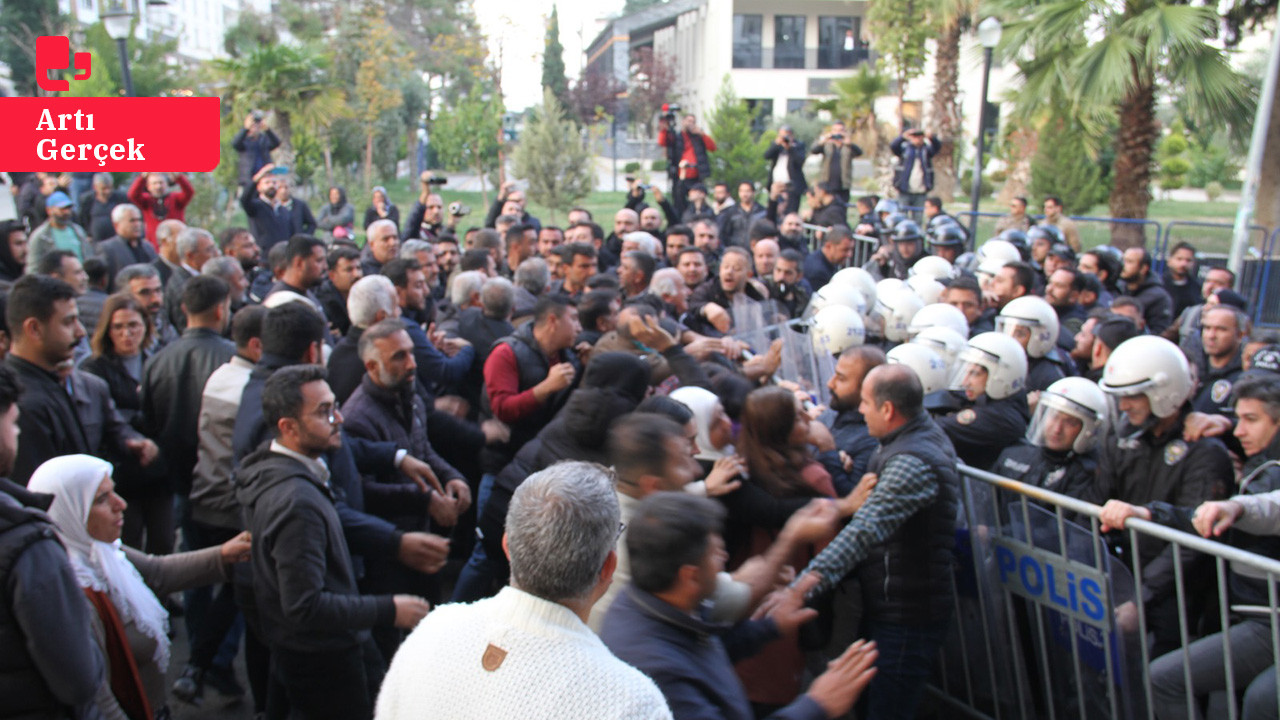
top-left (811, 121), bottom-right (863, 205)
top-left (659, 112), bottom-right (716, 219)
top-left (232, 111), bottom-right (280, 193)
top-left (403, 172), bottom-right (460, 242)
top-left (890, 128), bottom-right (942, 218)
top-left (484, 181), bottom-right (542, 233)
top-left (764, 126), bottom-right (808, 215)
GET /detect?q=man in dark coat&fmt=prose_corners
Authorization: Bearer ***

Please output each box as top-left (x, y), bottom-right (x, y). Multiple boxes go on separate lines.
top-left (235, 365), bottom-right (431, 720)
top-left (0, 362), bottom-right (107, 719)
top-left (5, 274), bottom-right (156, 487)
top-left (1119, 247), bottom-right (1175, 334)
top-left (339, 320), bottom-right (469, 658)
top-left (95, 203), bottom-right (157, 292)
top-left (764, 126), bottom-right (808, 214)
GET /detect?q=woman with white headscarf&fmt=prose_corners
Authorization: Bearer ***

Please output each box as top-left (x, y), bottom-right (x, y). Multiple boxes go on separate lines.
top-left (28, 455), bottom-right (250, 720)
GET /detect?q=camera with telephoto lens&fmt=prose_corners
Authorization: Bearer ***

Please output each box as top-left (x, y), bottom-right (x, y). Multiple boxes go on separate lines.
top-left (427, 177), bottom-right (448, 186)
top-left (449, 202), bottom-right (471, 217)
top-left (661, 102), bottom-right (682, 123)
top-left (251, 110), bottom-right (264, 122)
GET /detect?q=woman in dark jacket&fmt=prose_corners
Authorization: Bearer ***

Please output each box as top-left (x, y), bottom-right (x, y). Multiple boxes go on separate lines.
top-left (473, 353), bottom-right (651, 589)
top-left (316, 186), bottom-right (355, 244)
top-left (80, 293), bottom-right (159, 548)
top-left (363, 186), bottom-right (399, 231)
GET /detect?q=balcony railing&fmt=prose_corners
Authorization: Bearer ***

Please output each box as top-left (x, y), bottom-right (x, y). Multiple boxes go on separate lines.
top-left (732, 45), bottom-right (873, 70)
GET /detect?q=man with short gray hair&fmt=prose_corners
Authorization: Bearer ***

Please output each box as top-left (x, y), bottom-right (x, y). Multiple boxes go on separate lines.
top-left (513, 257), bottom-right (549, 321)
top-left (376, 461), bottom-right (672, 720)
top-left (452, 277), bottom-right (516, 411)
top-left (329, 275), bottom-right (401, 403)
top-left (77, 170), bottom-right (128, 241)
top-left (164, 227), bottom-right (219, 332)
top-left (97, 203), bottom-right (156, 290)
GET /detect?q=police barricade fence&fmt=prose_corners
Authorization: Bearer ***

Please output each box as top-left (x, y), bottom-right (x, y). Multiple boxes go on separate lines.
top-left (934, 464), bottom-right (1280, 720)
top-left (801, 222), bottom-right (880, 271)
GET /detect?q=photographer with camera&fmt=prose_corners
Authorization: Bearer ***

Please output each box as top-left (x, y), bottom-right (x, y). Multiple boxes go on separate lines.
top-left (483, 181), bottom-right (542, 233)
top-left (658, 109), bottom-right (716, 219)
top-left (403, 171), bottom-right (461, 242)
top-left (811, 121), bottom-right (863, 205)
top-left (232, 110), bottom-right (281, 193)
top-left (764, 125), bottom-right (808, 214)
top-left (890, 128), bottom-right (942, 218)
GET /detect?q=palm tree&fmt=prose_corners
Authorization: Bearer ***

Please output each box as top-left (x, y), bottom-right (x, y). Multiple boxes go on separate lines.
top-left (814, 65), bottom-right (890, 150)
top-left (996, 0), bottom-right (1254, 248)
top-left (210, 44), bottom-right (350, 172)
top-left (925, 0), bottom-right (979, 202)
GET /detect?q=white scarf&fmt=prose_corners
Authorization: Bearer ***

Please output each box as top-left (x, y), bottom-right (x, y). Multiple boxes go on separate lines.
top-left (28, 454), bottom-right (170, 670)
top-left (670, 386), bottom-right (734, 461)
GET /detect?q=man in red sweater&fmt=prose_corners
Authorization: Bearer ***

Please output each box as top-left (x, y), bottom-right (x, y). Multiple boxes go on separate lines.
top-left (128, 172), bottom-right (194, 249)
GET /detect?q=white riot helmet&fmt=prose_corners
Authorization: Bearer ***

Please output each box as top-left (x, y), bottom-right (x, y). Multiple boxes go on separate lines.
top-left (977, 239), bottom-right (1021, 265)
top-left (906, 275), bottom-right (945, 305)
top-left (810, 304), bottom-right (866, 357)
top-left (911, 326), bottom-right (969, 373)
top-left (1027, 377), bottom-right (1109, 454)
top-left (831, 267), bottom-right (878, 309)
top-left (1098, 335), bottom-right (1193, 419)
top-left (996, 296), bottom-right (1060, 359)
top-left (909, 255), bottom-right (953, 281)
top-left (875, 277), bottom-right (903, 300)
top-left (808, 282), bottom-right (868, 318)
top-left (872, 286), bottom-right (925, 343)
top-left (949, 332), bottom-right (1028, 401)
top-left (908, 303), bottom-right (969, 340)
top-left (888, 343), bottom-right (950, 394)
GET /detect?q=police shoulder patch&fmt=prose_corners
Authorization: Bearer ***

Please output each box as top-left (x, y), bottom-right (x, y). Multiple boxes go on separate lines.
top-left (1164, 440), bottom-right (1188, 466)
top-left (1211, 379), bottom-right (1232, 405)
top-left (957, 408), bottom-right (977, 425)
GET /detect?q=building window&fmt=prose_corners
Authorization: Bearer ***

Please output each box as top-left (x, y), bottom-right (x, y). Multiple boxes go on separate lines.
top-left (733, 14), bottom-right (763, 69)
top-left (773, 15), bottom-right (806, 69)
top-left (744, 99), bottom-right (774, 134)
top-left (818, 16), bottom-right (863, 69)
top-left (786, 99), bottom-right (811, 117)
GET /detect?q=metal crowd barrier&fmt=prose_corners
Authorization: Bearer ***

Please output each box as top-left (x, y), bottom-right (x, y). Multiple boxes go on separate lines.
top-left (935, 465), bottom-right (1280, 720)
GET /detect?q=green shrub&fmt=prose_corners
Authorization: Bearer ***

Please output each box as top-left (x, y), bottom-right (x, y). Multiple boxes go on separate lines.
top-left (623, 161), bottom-right (642, 173)
top-left (1205, 181), bottom-right (1224, 202)
top-left (650, 159), bottom-right (668, 172)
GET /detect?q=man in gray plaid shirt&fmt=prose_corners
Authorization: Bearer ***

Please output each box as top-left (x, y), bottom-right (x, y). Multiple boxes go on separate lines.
top-left (798, 364), bottom-right (960, 720)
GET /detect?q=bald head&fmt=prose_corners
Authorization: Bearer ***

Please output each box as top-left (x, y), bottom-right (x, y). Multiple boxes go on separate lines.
top-left (866, 363), bottom-right (923, 424)
top-left (614, 208), bottom-right (639, 237)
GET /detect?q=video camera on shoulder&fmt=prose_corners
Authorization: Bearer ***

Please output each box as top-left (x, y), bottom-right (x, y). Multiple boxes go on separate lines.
top-left (661, 102), bottom-right (682, 123)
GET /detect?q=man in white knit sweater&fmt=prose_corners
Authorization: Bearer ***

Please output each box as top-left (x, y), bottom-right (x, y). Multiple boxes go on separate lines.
top-left (375, 461), bottom-right (672, 720)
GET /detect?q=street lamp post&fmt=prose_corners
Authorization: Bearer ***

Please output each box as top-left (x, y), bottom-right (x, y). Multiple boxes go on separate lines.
top-left (968, 16), bottom-right (1002, 243)
top-left (100, 0), bottom-right (136, 97)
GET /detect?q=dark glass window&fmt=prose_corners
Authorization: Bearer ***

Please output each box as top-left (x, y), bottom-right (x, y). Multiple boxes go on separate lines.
top-left (818, 16), bottom-right (862, 69)
top-left (773, 15), bottom-right (806, 69)
top-left (733, 15), bottom-right (763, 69)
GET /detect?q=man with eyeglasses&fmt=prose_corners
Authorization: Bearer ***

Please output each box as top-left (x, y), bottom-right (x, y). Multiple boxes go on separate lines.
top-left (238, 364), bottom-right (431, 720)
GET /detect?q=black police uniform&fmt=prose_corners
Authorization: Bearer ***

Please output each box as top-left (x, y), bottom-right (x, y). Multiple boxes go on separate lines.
top-left (938, 391), bottom-right (1031, 471)
top-left (994, 442), bottom-right (1098, 500)
top-left (1191, 349), bottom-right (1244, 419)
top-left (971, 309), bottom-right (997, 337)
top-left (1026, 354), bottom-right (1068, 392)
top-left (1083, 407), bottom-right (1233, 654)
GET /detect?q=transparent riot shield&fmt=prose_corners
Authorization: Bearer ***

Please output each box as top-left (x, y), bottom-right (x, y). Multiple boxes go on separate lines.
top-left (730, 319), bottom-right (835, 406)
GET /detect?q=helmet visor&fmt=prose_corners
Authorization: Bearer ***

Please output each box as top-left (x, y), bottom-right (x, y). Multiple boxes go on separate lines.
top-left (1027, 397), bottom-right (1092, 453)
top-left (948, 359), bottom-right (990, 401)
top-left (995, 316), bottom-right (1038, 350)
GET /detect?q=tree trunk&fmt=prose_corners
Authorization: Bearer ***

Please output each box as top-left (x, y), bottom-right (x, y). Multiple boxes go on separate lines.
top-left (1108, 66), bottom-right (1157, 249)
top-left (998, 127), bottom-right (1038, 205)
top-left (1255, 46), bottom-right (1280, 243)
top-left (929, 20), bottom-right (963, 203)
top-left (364, 131), bottom-right (374, 189)
top-left (275, 113), bottom-right (296, 171)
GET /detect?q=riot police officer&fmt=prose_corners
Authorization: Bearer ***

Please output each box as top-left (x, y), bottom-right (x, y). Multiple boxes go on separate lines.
top-left (1093, 335), bottom-right (1234, 655)
top-left (937, 332), bottom-right (1031, 470)
top-left (994, 376), bottom-right (1108, 500)
top-left (997, 296), bottom-right (1071, 394)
